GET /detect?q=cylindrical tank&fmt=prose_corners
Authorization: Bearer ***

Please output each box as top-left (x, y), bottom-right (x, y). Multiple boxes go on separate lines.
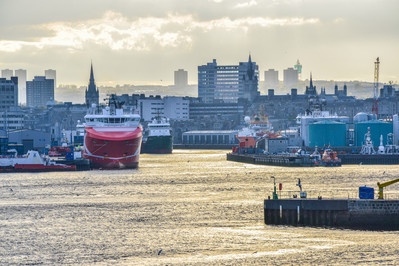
top-left (354, 120), bottom-right (393, 147)
top-left (353, 112), bottom-right (369, 123)
top-left (393, 114), bottom-right (399, 145)
top-left (308, 121), bottom-right (346, 147)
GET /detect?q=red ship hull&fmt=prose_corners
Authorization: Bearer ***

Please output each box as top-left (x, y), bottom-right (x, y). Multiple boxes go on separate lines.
top-left (83, 126), bottom-right (142, 169)
top-left (1, 164), bottom-right (76, 172)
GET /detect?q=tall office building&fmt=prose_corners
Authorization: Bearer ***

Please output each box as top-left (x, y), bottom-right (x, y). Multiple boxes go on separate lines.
top-left (174, 69), bottom-right (188, 88)
top-left (198, 59), bottom-right (220, 103)
top-left (1, 69), bottom-right (13, 79)
top-left (85, 63), bottom-right (99, 106)
top-left (0, 77), bottom-right (18, 111)
top-left (198, 56), bottom-right (258, 103)
top-left (283, 67), bottom-right (298, 88)
top-left (15, 69), bottom-right (27, 104)
top-left (45, 69), bottom-right (56, 88)
top-left (26, 76), bottom-right (54, 107)
top-left (264, 69), bottom-right (279, 89)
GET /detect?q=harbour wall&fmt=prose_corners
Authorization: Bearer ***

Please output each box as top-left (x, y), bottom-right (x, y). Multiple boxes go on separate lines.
top-left (174, 144), bottom-right (233, 150)
top-left (339, 154), bottom-right (399, 164)
top-left (227, 152), bottom-right (399, 166)
top-left (264, 199), bottom-right (399, 230)
top-left (226, 153), bottom-right (314, 167)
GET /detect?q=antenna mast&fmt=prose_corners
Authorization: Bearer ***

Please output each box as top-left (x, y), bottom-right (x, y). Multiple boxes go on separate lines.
top-left (372, 57), bottom-right (380, 117)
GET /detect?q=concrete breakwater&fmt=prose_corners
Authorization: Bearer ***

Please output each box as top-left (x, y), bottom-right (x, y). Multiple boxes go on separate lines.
top-left (339, 154), bottom-right (399, 165)
top-left (227, 152), bottom-right (399, 166)
top-left (226, 152), bottom-right (315, 167)
top-left (264, 199), bottom-right (399, 230)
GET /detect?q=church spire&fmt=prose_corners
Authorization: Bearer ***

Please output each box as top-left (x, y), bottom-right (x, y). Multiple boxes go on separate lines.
top-left (305, 72), bottom-right (317, 96)
top-left (309, 72), bottom-right (313, 89)
top-left (89, 61), bottom-right (95, 85)
top-left (85, 61), bottom-right (99, 106)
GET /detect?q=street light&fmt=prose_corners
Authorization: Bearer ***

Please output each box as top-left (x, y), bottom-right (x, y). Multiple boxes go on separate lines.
top-left (271, 176), bottom-right (278, 199)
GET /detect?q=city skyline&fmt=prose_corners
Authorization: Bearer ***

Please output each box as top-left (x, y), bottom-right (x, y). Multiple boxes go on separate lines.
top-left (1, 0), bottom-right (398, 86)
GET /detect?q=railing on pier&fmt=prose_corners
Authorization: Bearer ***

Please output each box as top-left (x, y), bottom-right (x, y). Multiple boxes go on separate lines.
top-left (268, 190), bottom-right (399, 200)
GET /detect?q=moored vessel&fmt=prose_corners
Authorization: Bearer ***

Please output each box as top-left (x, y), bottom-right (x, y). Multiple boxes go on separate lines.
top-left (83, 94), bottom-right (142, 169)
top-left (141, 116), bottom-right (173, 154)
top-left (0, 149), bottom-right (76, 172)
top-left (311, 148), bottom-right (342, 166)
top-left (236, 106), bottom-right (275, 149)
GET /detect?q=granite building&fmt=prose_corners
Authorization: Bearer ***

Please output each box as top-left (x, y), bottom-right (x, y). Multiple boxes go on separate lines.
top-left (0, 77), bottom-right (18, 111)
top-left (26, 76), bottom-right (54, 107)
top-left (198, 55), bottom-right (259, 104)
top-left (174, 69), bottom-right (188, 89)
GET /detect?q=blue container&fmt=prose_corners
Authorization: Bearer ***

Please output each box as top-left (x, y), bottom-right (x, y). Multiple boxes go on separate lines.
top-left (359, 186), bottom-right (374, 199)
top-left (65, 152), bottom-right (74, 161)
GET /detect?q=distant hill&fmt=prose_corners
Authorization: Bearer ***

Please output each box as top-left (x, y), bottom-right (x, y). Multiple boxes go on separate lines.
top-left (56, 84), bottom-right (197, 104)
top-left (55, 80), bottom-right (393, 104)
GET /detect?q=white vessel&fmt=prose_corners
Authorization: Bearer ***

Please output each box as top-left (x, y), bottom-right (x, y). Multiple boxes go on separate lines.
top-left (141, 116), bottom-right (173, 154)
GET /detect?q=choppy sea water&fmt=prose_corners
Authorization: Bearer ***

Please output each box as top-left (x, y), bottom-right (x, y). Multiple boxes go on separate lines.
top-left (1, 149), bottom-right (399, 265)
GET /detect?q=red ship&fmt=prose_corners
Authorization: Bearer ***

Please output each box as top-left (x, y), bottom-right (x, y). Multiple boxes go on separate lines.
top-left (83, 94), bottom-right (143, 169)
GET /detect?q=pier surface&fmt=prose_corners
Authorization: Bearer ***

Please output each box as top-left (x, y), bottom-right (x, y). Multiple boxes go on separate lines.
top-left (264, 199), bottom-right (399, 230)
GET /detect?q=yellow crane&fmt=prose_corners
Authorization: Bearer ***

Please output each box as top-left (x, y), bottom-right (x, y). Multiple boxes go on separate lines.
top-left (377, 178), bottom-right (399, 199)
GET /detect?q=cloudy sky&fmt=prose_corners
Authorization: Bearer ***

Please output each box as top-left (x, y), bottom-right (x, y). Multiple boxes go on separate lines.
top-left (0, 0), bottom-right (398, 87)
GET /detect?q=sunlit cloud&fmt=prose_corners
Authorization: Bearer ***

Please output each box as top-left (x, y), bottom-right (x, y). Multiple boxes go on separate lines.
top-left (0, 11), bottom-right (319, 52)
top-left (0, 41), bottom-right (25, 52)
top-left (333, 17), bottom-right (345, 24)
top-left (234, 0), bottom-right (258, 8)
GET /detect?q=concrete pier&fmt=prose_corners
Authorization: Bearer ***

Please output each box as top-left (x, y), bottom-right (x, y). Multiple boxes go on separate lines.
top-left (339, 154), bottom-right (399, 165)
top-left (264, 199), bottom-right (399, 230)
top-left (227, 153), bottom-right (314, 167)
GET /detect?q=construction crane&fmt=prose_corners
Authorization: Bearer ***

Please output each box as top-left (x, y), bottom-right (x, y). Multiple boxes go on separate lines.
top-left (377, 178), bottom-right (399, 199)
top-left (371, 57), bottom-right (380, 116)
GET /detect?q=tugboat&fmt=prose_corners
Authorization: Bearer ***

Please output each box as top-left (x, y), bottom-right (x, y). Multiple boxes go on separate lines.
top-left (310, 147), bottom-right (341, 166)
top-left (83, 94), bottom-right (143, 169)
top-left (319, 148), bottom-right (342, 166)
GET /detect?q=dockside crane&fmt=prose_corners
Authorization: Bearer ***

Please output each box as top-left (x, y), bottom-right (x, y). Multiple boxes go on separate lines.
top-left (377, 178), bottom-right (399, 199)
top-left (371, 57), bottom-right (380, 117)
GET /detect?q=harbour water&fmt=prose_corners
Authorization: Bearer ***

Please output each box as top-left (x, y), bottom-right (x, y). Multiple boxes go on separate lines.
top-left (1, 149), bottom-right (398, 265)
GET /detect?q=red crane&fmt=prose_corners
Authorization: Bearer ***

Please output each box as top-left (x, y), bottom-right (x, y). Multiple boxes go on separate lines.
top-left (371, 57), bottom-right (380, 117)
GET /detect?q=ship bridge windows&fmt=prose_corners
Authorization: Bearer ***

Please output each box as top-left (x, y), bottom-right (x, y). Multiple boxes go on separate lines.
top-left (108, 118), bottom-right (121, 123)
top-left (84, 116), bottom-right (140, 125)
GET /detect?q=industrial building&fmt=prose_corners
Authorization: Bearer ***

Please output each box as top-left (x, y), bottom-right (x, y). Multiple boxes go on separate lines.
top-left (182, 130), bottom-right (238, 145)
